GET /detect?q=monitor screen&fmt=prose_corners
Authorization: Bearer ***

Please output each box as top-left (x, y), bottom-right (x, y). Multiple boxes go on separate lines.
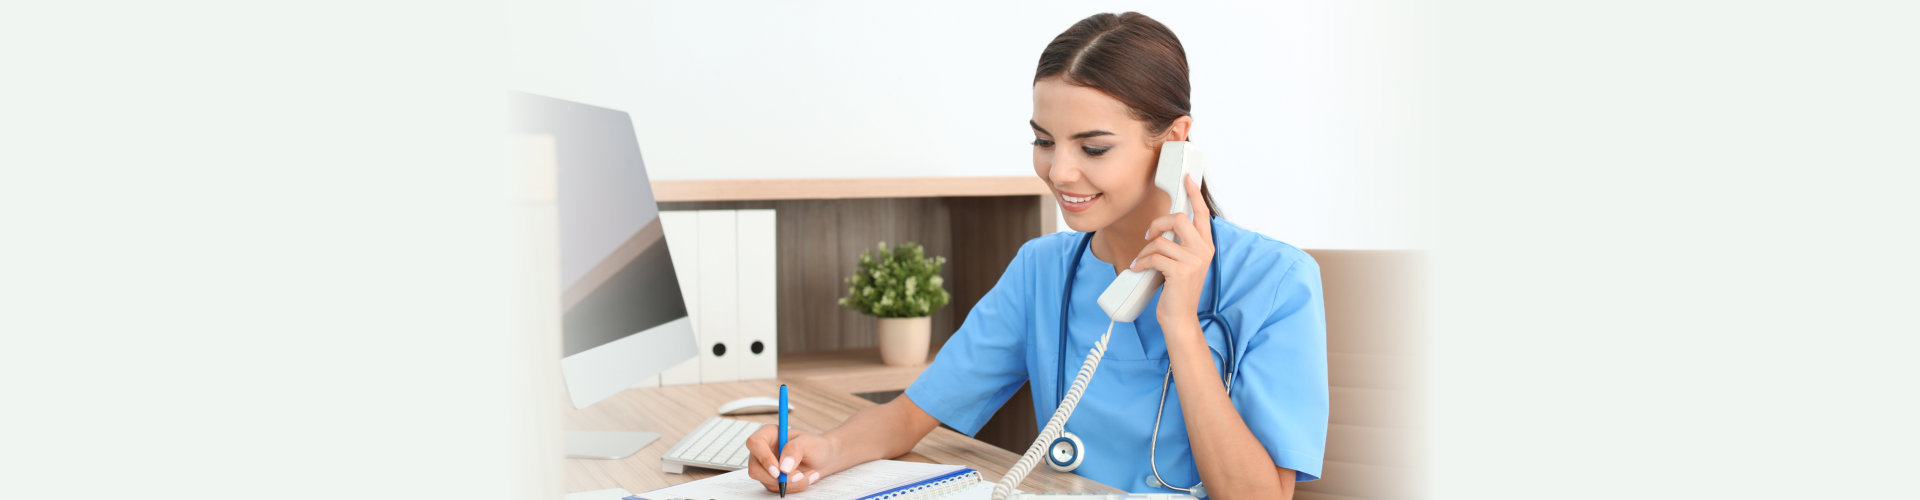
top-left (507, 92), bottom-right (690, 359)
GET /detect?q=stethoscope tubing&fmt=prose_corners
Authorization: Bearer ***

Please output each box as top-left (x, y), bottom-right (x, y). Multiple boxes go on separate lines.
top-left (1053, 225), bottom-right (1240, 493)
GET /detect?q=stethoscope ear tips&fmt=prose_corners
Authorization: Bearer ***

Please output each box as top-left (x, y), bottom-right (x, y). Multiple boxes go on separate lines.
top-left (1046, 431), bottom-right (1085, 472)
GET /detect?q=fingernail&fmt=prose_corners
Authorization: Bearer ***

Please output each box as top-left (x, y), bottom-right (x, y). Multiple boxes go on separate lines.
top-left (1129, 257), bottom-right (1138, 269)
top-left (809, 472), bottom-right (820, 484)
top-left (1145, 230), bottom-right (1152, 240)
top-left (781, 456), bottom-right (796, 472)
top-left (769, 465), bottom-right (780, 477)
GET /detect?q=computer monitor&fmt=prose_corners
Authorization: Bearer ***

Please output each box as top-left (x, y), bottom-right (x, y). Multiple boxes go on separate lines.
top-left (509, 91), bottom-right (699, 459)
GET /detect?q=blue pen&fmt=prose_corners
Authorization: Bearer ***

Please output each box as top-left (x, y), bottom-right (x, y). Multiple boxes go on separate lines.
top-left (777, 384), bottom-right (788, 497)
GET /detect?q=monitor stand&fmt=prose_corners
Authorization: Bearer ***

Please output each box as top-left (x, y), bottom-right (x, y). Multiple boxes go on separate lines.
top-left (566, 430), bottom-right (661, 459)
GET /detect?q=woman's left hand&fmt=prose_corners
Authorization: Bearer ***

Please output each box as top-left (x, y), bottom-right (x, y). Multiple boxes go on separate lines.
top-left (1127, 174), bottom-right (1214, 330)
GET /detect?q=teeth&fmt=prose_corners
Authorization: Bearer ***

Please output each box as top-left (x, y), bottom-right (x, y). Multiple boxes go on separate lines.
top-left (1062, 193), bottom-right (1096, 203)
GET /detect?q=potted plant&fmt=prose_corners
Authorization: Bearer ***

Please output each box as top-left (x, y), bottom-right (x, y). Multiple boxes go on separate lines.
top-left (839, 241), bottom-right (951, 366)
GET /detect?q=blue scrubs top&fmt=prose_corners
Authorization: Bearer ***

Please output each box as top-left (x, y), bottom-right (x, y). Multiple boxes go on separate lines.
top-left (904, 217), bottom-right (1329, 493)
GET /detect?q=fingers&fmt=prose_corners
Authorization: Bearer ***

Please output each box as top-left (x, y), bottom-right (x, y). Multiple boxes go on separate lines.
top-left (745, 426), bottom-right (779, 480)
top-left (747, 426), bottom-right (817, 493)
top-left (1144, 212), bottom-right (1205, 249)
top-left (750, 463), bottom-right (820, 494)
top-left (747, 460), bottom-right (776, 490)
top-left (1129, 237), bottom-right (1194, 273)
top-left (1130, 253), bottom-right (1169, 274)
top-left (776, 438), bottom-right (807, 476)
top-left (748, 431), bottom-right (832, 493)
top-left (1185, 174), bottom-right (1212, 241)
top-left (783, 468), bottom-right (821, 494)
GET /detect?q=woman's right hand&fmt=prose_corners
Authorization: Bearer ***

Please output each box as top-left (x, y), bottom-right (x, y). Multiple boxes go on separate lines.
top-left (744, 423), bottom-right (837, 494)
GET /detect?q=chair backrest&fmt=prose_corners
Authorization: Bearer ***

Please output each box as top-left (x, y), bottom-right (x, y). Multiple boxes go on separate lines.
top-left (1296, 250), bottom-right (1429, 500)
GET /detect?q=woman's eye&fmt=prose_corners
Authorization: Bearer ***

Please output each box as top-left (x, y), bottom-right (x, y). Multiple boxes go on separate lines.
top-left (1082, 145), bottom-right (1111, 157)
top-left (1031, 138), bottom-right (1054, 148)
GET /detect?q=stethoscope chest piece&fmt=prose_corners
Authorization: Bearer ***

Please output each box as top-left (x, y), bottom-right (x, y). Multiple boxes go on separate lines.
top-left (1046, 431), bottom-right (1085, 472)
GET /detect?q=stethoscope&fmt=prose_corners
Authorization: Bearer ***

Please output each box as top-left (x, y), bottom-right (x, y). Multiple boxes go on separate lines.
top-left (1046, 225), bottom-right (1239, 497)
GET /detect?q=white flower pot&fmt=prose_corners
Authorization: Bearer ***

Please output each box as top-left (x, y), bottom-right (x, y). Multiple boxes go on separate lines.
top-left (876, 316), bottom-right (931, 366)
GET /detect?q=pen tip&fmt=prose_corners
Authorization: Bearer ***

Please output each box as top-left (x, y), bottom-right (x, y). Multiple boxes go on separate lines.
top-left (779, 483), bottom-right (786, 497)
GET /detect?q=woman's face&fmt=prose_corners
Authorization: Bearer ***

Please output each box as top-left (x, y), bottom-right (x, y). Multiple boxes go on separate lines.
top-left (1031, 77), bottom-right (1168, 233)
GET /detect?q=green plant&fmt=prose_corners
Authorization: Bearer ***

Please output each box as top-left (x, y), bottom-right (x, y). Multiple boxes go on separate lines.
top-left (838, 241), bottom-right (951, 318)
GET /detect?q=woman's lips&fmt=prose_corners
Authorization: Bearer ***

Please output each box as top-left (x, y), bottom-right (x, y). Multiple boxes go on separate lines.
top-left (1058, 191), bottom-right (1102, 212)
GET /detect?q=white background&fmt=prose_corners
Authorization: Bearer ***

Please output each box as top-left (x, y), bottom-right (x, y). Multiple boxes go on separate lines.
top-left (4, 1), bottom-right (1918, 499)
top-left (509, 0), bottom-right (1428, 250)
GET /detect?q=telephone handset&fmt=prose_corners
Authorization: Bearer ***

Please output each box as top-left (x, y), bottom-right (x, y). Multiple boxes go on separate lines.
top-left (1096, 141), bottom-right (1205, 323)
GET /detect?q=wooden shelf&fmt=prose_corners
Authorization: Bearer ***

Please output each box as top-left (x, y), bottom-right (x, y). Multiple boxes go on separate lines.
top-left (656, 175), bottom-right (1052, 407)
top-left (778, 348), bottom-right (935, 395)
top-left (652, 176), bottom-right (1050, 202)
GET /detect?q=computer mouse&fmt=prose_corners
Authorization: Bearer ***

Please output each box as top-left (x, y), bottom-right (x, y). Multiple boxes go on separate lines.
top-left (718, 396), bottom-right (794, 416)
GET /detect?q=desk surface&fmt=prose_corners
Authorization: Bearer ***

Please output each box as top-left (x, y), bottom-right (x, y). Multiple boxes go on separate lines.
top-left (565, 377), bottom-right (1121, 495)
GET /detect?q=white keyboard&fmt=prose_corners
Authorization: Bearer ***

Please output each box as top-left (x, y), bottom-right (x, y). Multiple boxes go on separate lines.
top-left (661, 417), bottom-right (763, 473)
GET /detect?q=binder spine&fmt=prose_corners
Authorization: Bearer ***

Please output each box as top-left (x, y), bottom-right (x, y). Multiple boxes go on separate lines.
top-left (859, 469), bottom-right (980, 500)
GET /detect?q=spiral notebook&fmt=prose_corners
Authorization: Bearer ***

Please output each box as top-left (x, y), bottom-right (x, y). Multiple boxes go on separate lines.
top-left (630, 459), bottom-right (985, 500)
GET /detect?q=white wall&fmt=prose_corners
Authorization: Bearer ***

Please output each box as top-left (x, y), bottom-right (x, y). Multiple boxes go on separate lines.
top-left (510, 0), bottom-right (1426, 250)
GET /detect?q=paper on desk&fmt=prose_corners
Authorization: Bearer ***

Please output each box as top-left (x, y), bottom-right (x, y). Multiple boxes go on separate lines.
top-left (634, 459), bottom-right (977, 500)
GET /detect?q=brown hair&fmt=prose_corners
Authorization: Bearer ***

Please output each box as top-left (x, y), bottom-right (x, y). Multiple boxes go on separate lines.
top-left (1035, 12), bottom-right (1221, 217)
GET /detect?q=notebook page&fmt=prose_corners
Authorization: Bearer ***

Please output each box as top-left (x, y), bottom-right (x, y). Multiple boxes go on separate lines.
top-left (938, 481), bottom-right (1001, 500)
top-left (636, 460), bottom-right (967, 500)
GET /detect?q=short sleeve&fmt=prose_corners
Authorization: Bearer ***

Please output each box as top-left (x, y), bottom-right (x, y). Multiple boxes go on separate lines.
top-left (1231, 252), bottom-right (1331, 481)
top-left (903, 240), bottom-right (1039, 436)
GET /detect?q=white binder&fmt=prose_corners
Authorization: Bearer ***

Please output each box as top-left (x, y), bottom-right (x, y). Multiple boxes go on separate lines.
top-left (656, 210), bottom-right (701, 386)
top-left (695, 210), bottom-right (740, 383)
top-left (735, 209), bottom-right (778, 380)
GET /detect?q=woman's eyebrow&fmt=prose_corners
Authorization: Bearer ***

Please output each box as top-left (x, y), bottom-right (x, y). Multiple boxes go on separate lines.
top-left (1029, 120), bottom-right (1114, 140)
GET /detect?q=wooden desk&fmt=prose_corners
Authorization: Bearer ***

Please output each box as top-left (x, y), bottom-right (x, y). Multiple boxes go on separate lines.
top-left (565, 378), bottom-right (1121, 495)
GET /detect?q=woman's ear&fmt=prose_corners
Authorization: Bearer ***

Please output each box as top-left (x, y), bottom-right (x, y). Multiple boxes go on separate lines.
top-left (1166, 116), bottom-right (1194, 142)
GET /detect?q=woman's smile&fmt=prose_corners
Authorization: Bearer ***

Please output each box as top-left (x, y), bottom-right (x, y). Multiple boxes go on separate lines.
top-left (1058, 190), bottom-right (1103, 212)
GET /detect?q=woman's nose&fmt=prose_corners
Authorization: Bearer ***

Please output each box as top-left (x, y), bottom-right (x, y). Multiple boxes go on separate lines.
top-left (1049, 153), bottom-right (1084, 184)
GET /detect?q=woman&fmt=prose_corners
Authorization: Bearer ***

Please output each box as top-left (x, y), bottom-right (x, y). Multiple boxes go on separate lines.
top-left (744, 12), bottom-right (1327, 498)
